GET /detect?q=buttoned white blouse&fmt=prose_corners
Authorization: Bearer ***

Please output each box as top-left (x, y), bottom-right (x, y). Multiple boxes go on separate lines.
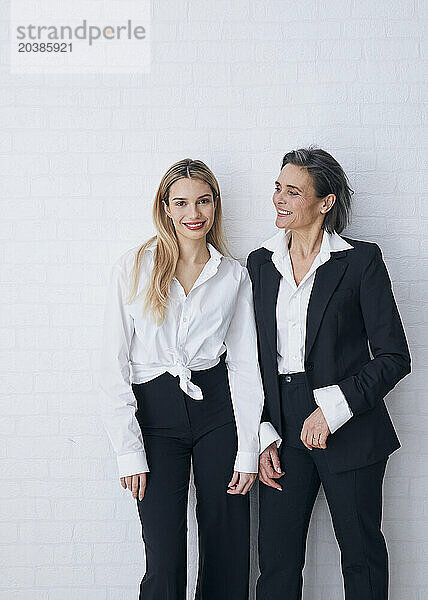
top-left (258, 228), bottom-right (355, 455)
top-left (97, 238), bottom-right (264, 478)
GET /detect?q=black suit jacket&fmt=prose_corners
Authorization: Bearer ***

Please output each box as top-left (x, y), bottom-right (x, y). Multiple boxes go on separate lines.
top-left (246, 236), bottom-right (411, 473)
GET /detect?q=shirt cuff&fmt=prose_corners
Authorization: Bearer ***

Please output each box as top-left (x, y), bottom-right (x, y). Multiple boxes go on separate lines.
top-left (117, 451), bottom-right (149, 478)
top-left (312, 384), bottom-right (353, 434)
top-left (233, 451), bottom-right (260, 474)
top-left (259, 421), bottom-right (282, 456)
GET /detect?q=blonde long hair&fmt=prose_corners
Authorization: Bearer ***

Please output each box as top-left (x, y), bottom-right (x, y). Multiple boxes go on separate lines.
top-left (126, 158), bottom-right (233, 325)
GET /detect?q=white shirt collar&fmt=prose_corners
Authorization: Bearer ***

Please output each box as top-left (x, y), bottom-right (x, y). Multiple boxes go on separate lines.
top-left (261, 228), bottom-right (354, 257)
top-left (200, 242), bottom-right (223, 279)
top-left (206, 241), bottom-right (224, 262)
top-left (145, 237), bottom-right (224, 288)
top-left (261, 228), bottom-right (354, 290)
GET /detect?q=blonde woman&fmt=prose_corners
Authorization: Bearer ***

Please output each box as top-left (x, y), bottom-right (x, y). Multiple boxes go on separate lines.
top-left (98, 159), bottom-right (264, 599)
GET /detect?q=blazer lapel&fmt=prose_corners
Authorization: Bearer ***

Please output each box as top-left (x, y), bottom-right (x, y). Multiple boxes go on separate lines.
top-left (260, 259), bottom-right (281, 361)
top-left (305, 252), bottom-right (349, 360)
top-left (258, 249), bottom-right (349, 367)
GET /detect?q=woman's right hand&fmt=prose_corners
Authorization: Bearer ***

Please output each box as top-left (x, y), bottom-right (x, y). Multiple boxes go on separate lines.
top-left (120, 473), bottom-right (147, 500)
top-left (258, 442), bottom-right (285, 491)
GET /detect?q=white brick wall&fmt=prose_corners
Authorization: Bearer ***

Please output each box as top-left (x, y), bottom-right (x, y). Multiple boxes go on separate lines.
top-left (1, 0), bottom-right (426, 598)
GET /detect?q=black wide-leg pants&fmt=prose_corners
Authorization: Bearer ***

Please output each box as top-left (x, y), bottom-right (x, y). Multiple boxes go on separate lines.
top-left (256, 371), bottom-right (389, 600)
top-left (131, 353), bottom-right (250, 600)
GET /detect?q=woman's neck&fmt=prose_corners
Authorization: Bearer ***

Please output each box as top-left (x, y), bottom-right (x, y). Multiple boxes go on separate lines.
top-left (176, 236), bottom-right (210, 265)
top-left (288, 227), bottom-right (324, 260)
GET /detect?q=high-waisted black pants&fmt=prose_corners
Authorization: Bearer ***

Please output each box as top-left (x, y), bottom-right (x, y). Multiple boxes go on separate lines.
top-left (131, 353), bottom-right (250, 600)
top-left (256, 371), bottom-right (389, 600)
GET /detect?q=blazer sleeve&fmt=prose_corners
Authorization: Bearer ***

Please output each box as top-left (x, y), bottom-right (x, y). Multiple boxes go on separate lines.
top-left (336, 243), bottom-right (411, 416)
top-left (246, 253), bottom-right (282, 453)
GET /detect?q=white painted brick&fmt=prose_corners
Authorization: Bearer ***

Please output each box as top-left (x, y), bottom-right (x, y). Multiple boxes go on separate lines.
top-left (362, 103), bottom-right (422, 126)
top-left (0, 497), bottom-right (51, 521)
top-left (390, 540), bottom-right (428, 563)
top-left (231, 62), bottom-right (298, 85)
top-left (356, 60), bottom-right (397, 83)
top-left (364, 39), bottom-right (419, 60)
top-left (73, 521), bottom-right (128, 544)
top-left (92, 542), bottom-right (142, 564)
top-left (396, 60), bottom-right (427, 83)
top-left (0, 153), bottom-right (49, 175)
top-left (0, 133), bottom-right (12, 151)
top-left (351, 0), bottom-right (414, 18)
top-left (255, 40), bottom-right (317, 62)
top-left (121, 86), bottom-right (186, 107)
top-left (30, 176), bottom-right (60, 198)
top-left (342, 20), bottom-right (386, 38)
top-left (0, 567), bottom-right (35, 589)
top-left (45, 390), bottom-right (98, 418)
top-left (188, 0), bottom-right (250, 22)
top-left (67, 131), bottom-right (123, 153)
top-left (3, 107), bottom-right (44, 129)
top-left (49, 588), bottom-right (106, 600)
top-left (347, 83), bottom-right (410, 104)
top-left (149, 62), bottom-right (193, 86)
top-left (317, 39), bottom-right (362, 60)
top-left (53, 544), bottom-right (92, 565)
top-left (54, 499), bottom-right (114, 521)
top-left (35, 566), bottom-right (93, 587)
top-left (59, 176), bottom-right (91, 197)
top-left (60, 435), bottom-right (109, 460)
top-left (154, 40), bottom-right (199, 63)
top-left (15, 415), bottom-right (60, 437)
top-left (19, 522), bottom-right (73, 544)
top-left (0, 592), bottom-right (47, 600)
top-left (0, 175), bottom-right (29, 197)
top-left (253, 0), bottom-right (317, 21)
top-left (310, 103), bottom-right (361, 126)
top-left (34, 482), bottom-right (84, 504)
top-left (390, 589), bottom-right (419, 600)
top-left (299, 60), bottom-right (359, 82)
top-left (391, 562), bottom-right (428, 586)
top-left (384, 477), bottom-right (411, 498)
top-left (2, 2), bottom-right (426, 598)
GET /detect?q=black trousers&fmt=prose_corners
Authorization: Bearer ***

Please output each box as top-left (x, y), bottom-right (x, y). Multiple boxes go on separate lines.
top-left (256, 371), bottom-right (389, 600)
top-left (131, 353), bottom-right (250, 600)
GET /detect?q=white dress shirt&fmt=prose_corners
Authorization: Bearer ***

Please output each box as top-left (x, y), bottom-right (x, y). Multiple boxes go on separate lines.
top-left (258, 228), bottom-right (355, 455)
top-left (97, 238), bottom-right (264, 478)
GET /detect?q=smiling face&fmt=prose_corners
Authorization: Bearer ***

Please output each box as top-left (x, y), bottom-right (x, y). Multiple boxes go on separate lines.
top-left (273, 163), bottom-right (335, 231)
top-left (163, 177), bottom-right (217, 242)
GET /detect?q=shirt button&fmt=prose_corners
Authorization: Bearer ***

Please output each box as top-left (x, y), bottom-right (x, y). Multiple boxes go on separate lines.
top-left (183, 317), bottom-right (187, 322)
top-left (292, 356), bottom-right (297, 360)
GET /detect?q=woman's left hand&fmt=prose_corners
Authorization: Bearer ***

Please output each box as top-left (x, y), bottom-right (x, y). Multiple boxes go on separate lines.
top-left (300, 407), bottom-right (331, 450)
top-left (227, 471), bottom-right (257, 495)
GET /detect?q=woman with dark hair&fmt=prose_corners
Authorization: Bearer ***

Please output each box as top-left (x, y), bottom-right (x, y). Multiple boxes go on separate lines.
top-left (98, 158), bottom-right (264, 599)
top-left (246, 146), bottom-right (411, 599)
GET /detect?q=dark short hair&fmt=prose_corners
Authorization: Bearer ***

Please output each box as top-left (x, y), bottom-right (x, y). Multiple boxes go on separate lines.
top-left (281, 145), bottom-right (354, 234)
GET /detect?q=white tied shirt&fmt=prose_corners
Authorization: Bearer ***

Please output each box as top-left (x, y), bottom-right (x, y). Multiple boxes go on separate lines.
top-left (258, 228), bottom-right (355, 454)
top-left (97, 238), bottom-right (264, 478)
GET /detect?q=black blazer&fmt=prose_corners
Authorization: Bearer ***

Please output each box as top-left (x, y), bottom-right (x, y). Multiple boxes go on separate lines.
top-left (246, 236), bottom-right (411, 473)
